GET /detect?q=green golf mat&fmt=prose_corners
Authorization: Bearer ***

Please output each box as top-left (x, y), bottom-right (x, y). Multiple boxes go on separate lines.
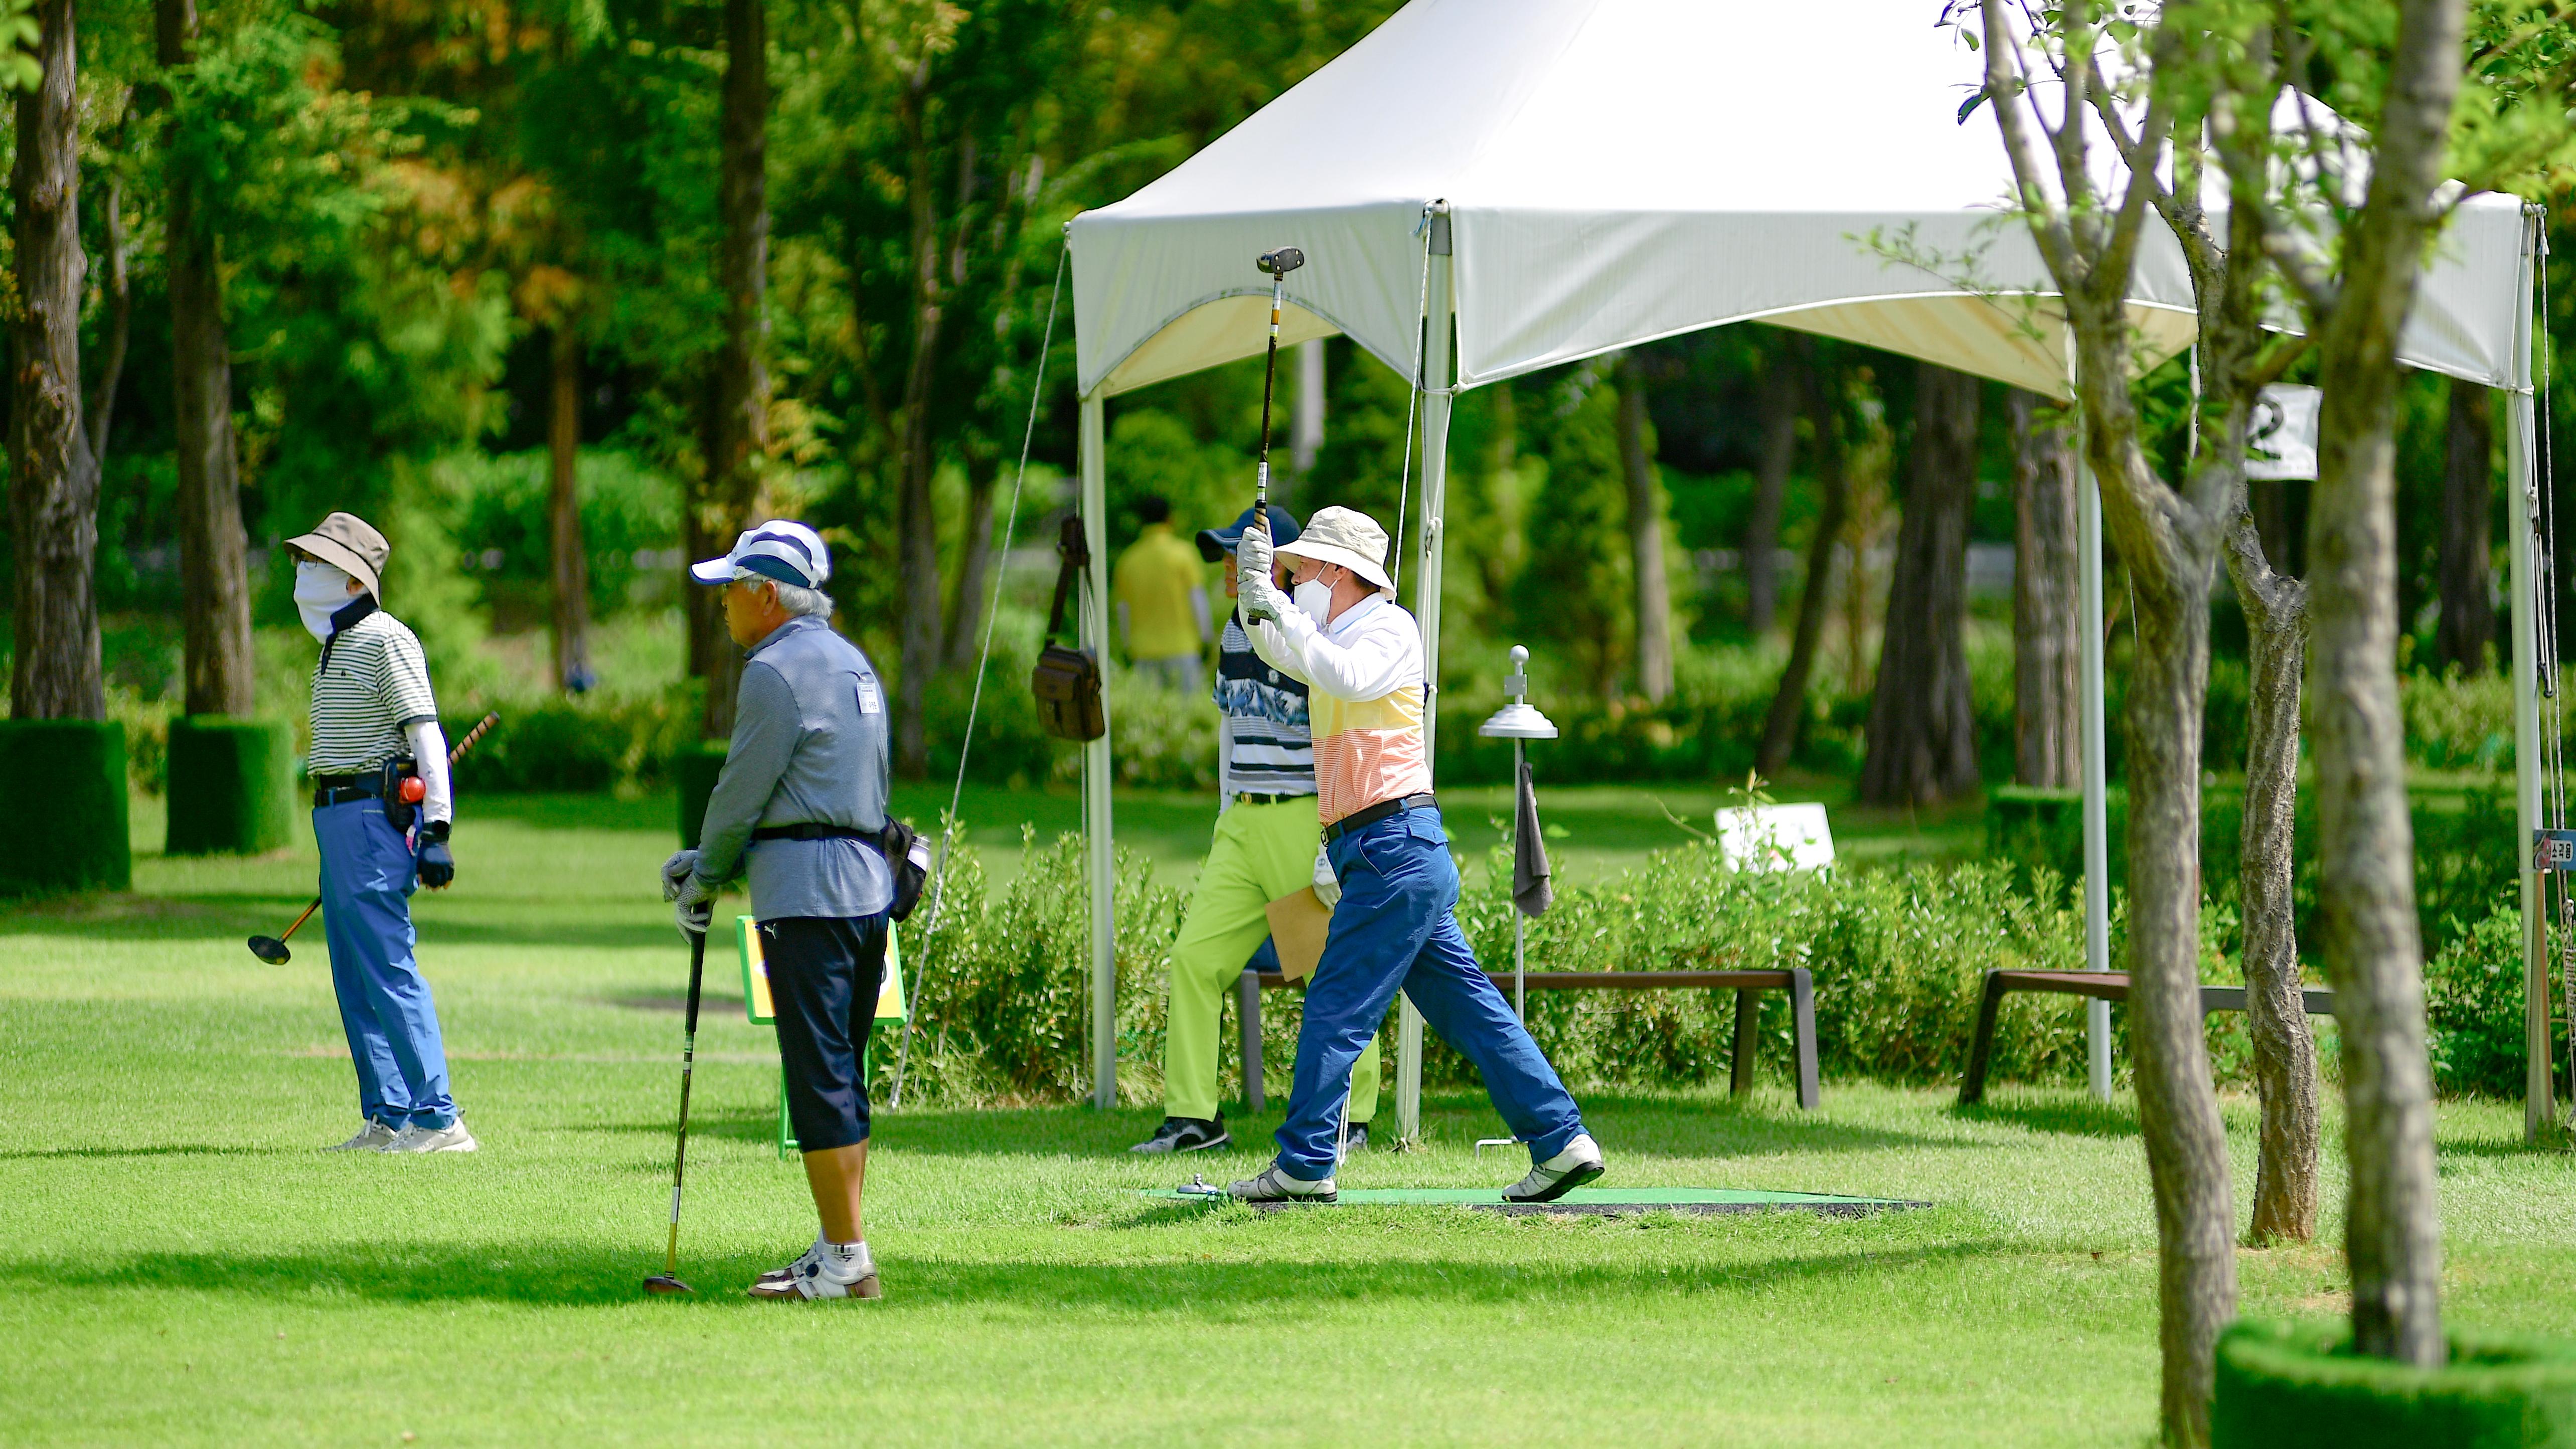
top-left (1147, 1186), bottom-right (1926, 1217)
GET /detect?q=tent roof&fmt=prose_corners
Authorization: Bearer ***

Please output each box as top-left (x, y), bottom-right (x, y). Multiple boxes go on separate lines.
top-left (1067, 0), bottom-right (2531, 401)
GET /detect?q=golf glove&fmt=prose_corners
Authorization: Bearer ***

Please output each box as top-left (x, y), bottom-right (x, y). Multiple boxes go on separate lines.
top-left (673, 869), bottom-right (715, 941)
top-left (1312, 841), bottom-right (1341, 909)
top-left (417, 821), bottom-right (455, 890)
top-left (660, 849), bottom-right (701, 903)
top-left (1234, 519), bottom-right (1273, 584)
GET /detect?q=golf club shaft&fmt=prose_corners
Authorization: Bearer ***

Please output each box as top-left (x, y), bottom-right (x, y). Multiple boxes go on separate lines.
top-left (663, 930), bottom-right (708, 1277)
top-left (1253, 269), bottom-right (1286, 516)
top-left (280, 897), bottom-right (321, 943)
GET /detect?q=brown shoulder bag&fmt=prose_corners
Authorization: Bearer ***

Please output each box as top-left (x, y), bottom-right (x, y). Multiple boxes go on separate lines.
top-left (1031, 515), bottom-right (1105, 742)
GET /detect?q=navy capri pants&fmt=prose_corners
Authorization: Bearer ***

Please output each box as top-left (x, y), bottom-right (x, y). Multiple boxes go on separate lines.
top-left (762, 913), bottom-right (890, 1153)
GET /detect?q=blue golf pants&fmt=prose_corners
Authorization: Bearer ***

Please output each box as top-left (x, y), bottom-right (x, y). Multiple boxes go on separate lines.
top-left (1274, 804), bottom-right (1585, 1180)
top-left (314, 799), bottom-right (456, 1130)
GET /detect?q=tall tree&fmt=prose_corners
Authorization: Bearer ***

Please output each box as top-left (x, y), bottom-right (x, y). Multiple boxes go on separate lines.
top-left (690, 0), bottom-right (771, 738)
top-left (2436, 379), bottom-right (2494, 673)
top-left (1614, 351), bottom-right (1673, 703)
top-left (1741, 335), bottom-right (1806, 636)
top-left (2009, 389), bottom-right (2081, 788)
top-left (8, 0), bottom-right (102, 722)
top-left (159, 0), bottom-right (255, 718)
top-left (1859, 362), bottom-right (1981, 806)
top-left (549, 324), bottom-right (593, 692)
top-left (1757, 373), bottom-right (1850, 777)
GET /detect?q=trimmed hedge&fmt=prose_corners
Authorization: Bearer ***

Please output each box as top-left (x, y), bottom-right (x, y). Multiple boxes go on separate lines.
top-left (0, 720), bottom-right (130, 895)
top-left (164, 716), bottom-right (292, 856)
top-left (675, 741), bottom-right (727, 848)
top-left (2215, 1319), bottom-right (2576, 1448)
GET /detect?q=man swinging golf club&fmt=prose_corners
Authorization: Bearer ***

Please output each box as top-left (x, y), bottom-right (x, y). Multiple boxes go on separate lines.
top-left (1130, 504), bottom-right (1382, 1156)
top-left (289, 512), bottom-right (472, 1154)
top-left (662, 521), bottom-right (891, 1301)
top-left (1228, 506), bottom-right (1604, 1203)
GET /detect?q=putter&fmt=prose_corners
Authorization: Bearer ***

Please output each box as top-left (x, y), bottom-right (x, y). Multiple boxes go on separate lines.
top-left (643, 928), bottom-right (709, 1296)
top-left (1250, 246), bottom-right (1305, 522)
top-left (244, 712), bottom-right (501, 964)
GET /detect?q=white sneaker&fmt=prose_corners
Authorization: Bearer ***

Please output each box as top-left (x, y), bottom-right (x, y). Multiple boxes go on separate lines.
top-left (1227, 1164), bottom-right (1337, 1204)
top-left (749, 1240), bottom-right (881, 1301)
top-left (1503, 1132), bottom-right (1604, 1203)
top-left (326, 1122), bottom-right (401, 1153)
top-left (389, 1119), bottom-right (478, 1154)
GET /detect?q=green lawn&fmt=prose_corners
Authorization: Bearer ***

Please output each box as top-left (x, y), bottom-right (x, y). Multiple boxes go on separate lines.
top-left (4, 794), bottom-right (2568, 1445)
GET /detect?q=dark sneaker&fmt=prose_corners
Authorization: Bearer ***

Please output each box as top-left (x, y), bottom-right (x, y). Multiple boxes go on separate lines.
top-left (1130, 1115), bottom-right (1230, 1154)
top-left (1341, 1122), bottom-right (1371, 1154)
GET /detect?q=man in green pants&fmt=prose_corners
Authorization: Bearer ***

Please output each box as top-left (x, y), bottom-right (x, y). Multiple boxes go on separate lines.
top-left (1132, 505), bottom-right (1380, 1154)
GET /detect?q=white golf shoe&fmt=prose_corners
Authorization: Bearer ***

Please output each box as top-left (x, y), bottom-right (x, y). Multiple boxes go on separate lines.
top-left (1226, 1164), bottom-right (1337, 1205)
top-left (1503, 1132), bottom-right (1604, 1204)
top-left (325, 1122), bottom-right (401, 1153)
top-left (389, 1119), bottom-right (478, 1154)
top-left (749, 1240), bottom-right (881, 1301)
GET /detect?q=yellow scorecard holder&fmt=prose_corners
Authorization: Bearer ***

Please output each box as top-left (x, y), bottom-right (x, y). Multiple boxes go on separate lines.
top-left (739, 915), bottom-right (907, 1160)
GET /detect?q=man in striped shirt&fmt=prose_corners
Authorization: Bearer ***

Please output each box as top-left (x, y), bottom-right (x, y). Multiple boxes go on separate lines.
top-left (1130, 505), bottom-right (1381, 1155)
top-left (288, 512), bottom-right (472, 1155)
top-left (1228, 506), bottom-right (1602, 1204)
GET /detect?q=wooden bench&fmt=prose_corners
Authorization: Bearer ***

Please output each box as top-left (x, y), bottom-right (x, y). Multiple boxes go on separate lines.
top-left (1235, 966), bottom-right (1821, 1113)
top-left (1957, 969), bottom-right (2338, 1106)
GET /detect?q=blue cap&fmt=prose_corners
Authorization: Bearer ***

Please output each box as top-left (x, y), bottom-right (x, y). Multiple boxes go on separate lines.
top-left (1196, 504), bottom-right (1301, 563)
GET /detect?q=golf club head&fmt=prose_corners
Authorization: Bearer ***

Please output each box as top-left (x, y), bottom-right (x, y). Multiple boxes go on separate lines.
top-left (1256, 247), bottom-right (1305, 277)
top-left (247, 935), bottom-right (292, 964)
top-left (641, 1274), bottom-right (694, 1296)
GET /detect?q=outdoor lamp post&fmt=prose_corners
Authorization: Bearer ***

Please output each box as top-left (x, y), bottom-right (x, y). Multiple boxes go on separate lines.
top-left (1478, 645), bottom-right (1556, 1020)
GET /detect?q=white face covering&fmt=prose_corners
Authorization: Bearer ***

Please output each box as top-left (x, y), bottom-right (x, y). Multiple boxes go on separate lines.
top-left (295, 560), bottom-right (358, 641)
top-left (1292, 573), bottom-right (1336, 627)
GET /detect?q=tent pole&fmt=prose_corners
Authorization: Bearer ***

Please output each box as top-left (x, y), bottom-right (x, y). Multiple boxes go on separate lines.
top-left (1080, 392), bottom-right (1118, 1111)
top-left (2510, 380), bottom-right (2551, 1140)
top-left (1395, 209), bottom-right (1455, 1148)
top-left (2079, 454), bottom-right (2113, 1101)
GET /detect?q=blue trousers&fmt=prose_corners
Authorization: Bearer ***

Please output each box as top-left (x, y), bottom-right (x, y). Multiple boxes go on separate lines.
top-left (314, 799), bottom-right (455, 1130)
top-left (1274, 805), bottom-right (1585, 1180)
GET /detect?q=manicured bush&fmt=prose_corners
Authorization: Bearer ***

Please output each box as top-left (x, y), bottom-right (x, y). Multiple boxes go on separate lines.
top-left (2214, 1319), bottom-right (2576, 1448)
top-left (0, 720), bottom-right (131, 895)
top-left (164, 716), bottom-right (292, 855)
top-left (2424, 897), bottom-right (2571, 1100)
top-left (674, 741), bottom-right (728, 849)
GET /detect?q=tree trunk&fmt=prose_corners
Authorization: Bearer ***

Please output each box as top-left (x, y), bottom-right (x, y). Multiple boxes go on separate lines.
top-left (2435, 379), bottom-right (2493, 674)
top-left (549, 325), bottom-right (593, 693)
top-left (8, 0), bottom-right (102, 722)
top-left (2227, 511), bottom-right (2320, 1244)
top-left (889, 78), bottom-right (964, 779)
top-left (2010, 389), bottom-right (2081, 788)
top-left (86, 97), bottom-right (128, 468)
top-left (1291, 336), bottom-right (1325, 493)
top-left (1743, 335), bottom-right (1805, 636)
top-left (1614, 351), bottom-right (1672, 703)
top-left (1860, 361), bottom-right (1981, 805)
top-left (942, 458), bottom-right (999, 671)
top-left (1758, 381), bottom-right (1847, 777)
top-left (693, 0), bottom-right (769, 738)
top-left (2306, 0), bottom-right (2462, 1369)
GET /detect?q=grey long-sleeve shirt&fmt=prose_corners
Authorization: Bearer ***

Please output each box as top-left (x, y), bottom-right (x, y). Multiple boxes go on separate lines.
top-left (691, 614), bottom-right (894, 921)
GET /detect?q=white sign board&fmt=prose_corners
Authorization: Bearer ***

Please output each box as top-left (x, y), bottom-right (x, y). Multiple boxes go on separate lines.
top-left (2245, 384), bottom-right (2322, 481)
top-left (1715, 803), bottom-right (1836, 873)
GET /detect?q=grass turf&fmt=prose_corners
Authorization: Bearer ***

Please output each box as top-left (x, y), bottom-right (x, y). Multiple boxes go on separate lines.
top-left (3, 794), bottom-right (2570, 1446)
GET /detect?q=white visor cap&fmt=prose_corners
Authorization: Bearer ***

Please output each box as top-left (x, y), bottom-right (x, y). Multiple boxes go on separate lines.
top-left (689, 520), bottom-right (831, 589)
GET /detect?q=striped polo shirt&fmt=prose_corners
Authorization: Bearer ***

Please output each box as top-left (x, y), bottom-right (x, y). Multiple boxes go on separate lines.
top-left (1213, 609), bottom-right (1315, 800)
top-left (307, 602), bottom-right (441, 777)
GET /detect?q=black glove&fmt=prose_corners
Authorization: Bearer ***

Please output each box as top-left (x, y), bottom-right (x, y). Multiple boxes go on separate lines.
top-left (418, 820), bottom-right (455, 889)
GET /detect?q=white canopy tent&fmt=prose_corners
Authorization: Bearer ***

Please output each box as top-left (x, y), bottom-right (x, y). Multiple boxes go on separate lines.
top-left (1061, 0), bottom-right (2551, 1138)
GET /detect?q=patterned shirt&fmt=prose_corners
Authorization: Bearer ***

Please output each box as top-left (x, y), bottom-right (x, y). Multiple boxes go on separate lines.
top-left (1246, 592), bottom-right (1429, 826)
top-left (1213, 608), bottom-right (1315, 800)
top-left (306, 601), bottom-right (440, 776)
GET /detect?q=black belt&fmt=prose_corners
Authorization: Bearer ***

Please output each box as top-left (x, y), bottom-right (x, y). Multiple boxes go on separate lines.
top-left (751, 823), bottom-right (873, 842)
top-left (1322, 793), bottom-right (1438, 843)
top-left (1234, 792), bottom-right (1312, 808)
top-left (312, 773), bottom-right (386, 809)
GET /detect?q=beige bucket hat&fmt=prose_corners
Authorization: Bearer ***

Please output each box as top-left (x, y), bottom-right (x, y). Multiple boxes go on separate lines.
top-left (285, 512), bottom-right (389, 599)
top-left (1273, 505), bottom-right (1395, 596)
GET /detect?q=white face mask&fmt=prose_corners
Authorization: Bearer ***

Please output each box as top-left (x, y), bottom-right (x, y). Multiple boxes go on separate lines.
top-left (295, 560), bottom-right (358, 641)
top-left (1292, 573), bottom-right (1336, 626)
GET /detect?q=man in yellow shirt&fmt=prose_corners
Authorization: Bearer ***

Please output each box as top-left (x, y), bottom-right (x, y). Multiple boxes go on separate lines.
top-left (1113, 496), bottom-right (1211, 692)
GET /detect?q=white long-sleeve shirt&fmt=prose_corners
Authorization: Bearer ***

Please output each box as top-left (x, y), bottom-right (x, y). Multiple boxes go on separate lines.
top-left (1247, 592), bottom-right (1430, 825)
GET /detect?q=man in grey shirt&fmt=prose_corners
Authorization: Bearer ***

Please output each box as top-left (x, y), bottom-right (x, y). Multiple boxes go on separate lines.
top-left (661, 520), bottom-right (892, 1302)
